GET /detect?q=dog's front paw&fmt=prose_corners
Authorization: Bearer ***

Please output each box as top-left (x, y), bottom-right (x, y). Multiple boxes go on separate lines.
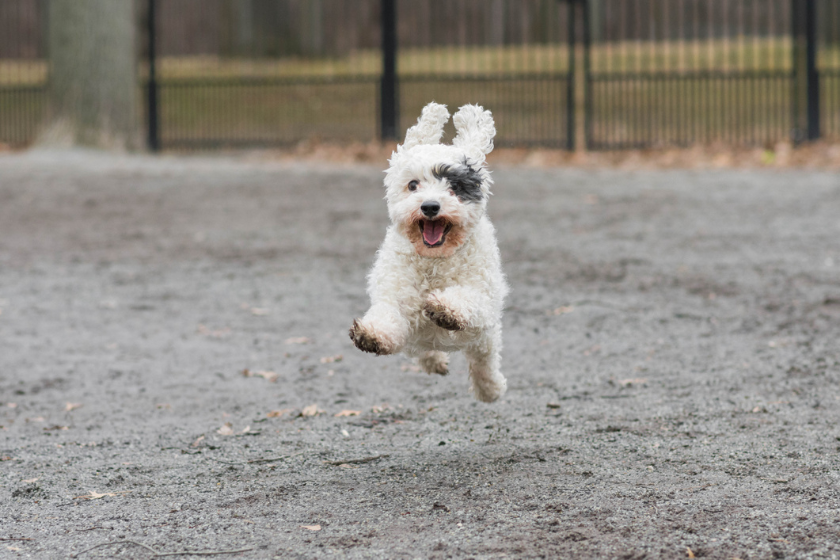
top-left (349, 319), bottom-right (393, 356)
top-left (423, 295), bottom-right (467, 331)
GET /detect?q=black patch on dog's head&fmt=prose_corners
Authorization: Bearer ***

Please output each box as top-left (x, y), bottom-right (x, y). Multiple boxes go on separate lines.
top-left (433, 159), bottom-right (484, 203)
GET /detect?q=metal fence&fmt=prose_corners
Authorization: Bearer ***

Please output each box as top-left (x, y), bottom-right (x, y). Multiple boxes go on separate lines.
top-left (585, 0), bottom-right (795, 149)
top-left (145, 0), bottom-right (574, 149)
top-left (1, 0), bottom-right (838, 151)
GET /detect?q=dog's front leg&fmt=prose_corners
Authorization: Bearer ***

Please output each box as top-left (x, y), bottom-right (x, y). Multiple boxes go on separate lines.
top-left (423, 285), bottom-right (496, 332)
top-left (349, 303), bottom-right (409, 356)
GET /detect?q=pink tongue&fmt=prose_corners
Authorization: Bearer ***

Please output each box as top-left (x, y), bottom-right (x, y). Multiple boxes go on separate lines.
top-left (423, 220), bottom-right (445, 245)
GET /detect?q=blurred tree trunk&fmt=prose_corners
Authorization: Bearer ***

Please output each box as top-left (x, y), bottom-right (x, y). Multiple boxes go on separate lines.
top-left (41, 0), bottom-right (139, 150)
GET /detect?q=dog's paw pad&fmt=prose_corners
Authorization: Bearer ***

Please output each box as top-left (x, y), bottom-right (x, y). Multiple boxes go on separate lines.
top-left (349, 320), bottom-right (388, 355)
top-left (423, 299), bottom-right (466, 331)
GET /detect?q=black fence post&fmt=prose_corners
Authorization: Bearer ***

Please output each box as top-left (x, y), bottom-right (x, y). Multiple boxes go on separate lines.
top-left (805, 0), bottom-right (820, 141)
top-left (565, 0), bottom-right (575, 151)
top-left (582, 0), bottom-right (592, 150)
top-left (147, 0), bottom-right (160, 152)
top-left (380, 0), bottom-right (398, 141)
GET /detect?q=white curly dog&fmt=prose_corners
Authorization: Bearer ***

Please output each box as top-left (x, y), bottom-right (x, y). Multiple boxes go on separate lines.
top-left (349, 102), bottom-right (509, 403)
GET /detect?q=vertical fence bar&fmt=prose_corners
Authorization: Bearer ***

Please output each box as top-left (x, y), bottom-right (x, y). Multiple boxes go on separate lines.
top-left (147, 0), bottom-right (160, 152)
top-left (805, 0), bottom-right (819, 140)
top-left (380, 0), bottom-right (398, 141)
top-left (583, 0), bottom-right (592, 149)
top-left (566, 0), bottom-right (576, 150)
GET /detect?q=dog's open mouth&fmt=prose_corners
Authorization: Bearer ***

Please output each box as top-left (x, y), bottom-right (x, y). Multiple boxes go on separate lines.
top-left (419, 219), bottom-right (452, 247)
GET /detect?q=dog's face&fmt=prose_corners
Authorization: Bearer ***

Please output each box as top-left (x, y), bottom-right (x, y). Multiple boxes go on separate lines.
top-left (384, 103), bottom-right (496, 258)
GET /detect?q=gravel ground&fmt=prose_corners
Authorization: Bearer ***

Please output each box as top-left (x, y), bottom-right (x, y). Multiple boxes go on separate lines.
top-left (1, 150), bottom-right (839, 560)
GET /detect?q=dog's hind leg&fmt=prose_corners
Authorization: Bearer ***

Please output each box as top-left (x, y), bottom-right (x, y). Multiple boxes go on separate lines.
top-left (417, 351), bottom-right (449, 376)
top-left (465, 326), bottom-right (506, 403)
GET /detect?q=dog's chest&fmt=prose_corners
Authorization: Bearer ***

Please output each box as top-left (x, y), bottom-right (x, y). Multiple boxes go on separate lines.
top-left (410, 254), bottom-right (471, 294)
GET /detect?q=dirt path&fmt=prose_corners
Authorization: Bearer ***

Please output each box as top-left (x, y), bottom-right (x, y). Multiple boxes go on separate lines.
top-left (1, 150), bottom-right (839, 559)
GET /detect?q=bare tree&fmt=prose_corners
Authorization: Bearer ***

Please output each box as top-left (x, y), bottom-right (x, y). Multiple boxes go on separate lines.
top-left (41, 0), bottom-right (139, 150)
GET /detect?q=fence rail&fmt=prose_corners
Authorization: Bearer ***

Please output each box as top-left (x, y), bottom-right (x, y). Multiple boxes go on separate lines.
top-left (1, 0), bottom-right (838, 151)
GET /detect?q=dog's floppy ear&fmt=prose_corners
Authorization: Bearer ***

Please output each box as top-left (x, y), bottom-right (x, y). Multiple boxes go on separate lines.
top-left (400, 102), bottom-right (450, 151)
top-left (452, 104), bottom-right (496, 164)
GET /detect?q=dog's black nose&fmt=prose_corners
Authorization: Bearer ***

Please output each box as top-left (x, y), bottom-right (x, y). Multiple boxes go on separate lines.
top-left (421, 201), bottom-right (440, 218)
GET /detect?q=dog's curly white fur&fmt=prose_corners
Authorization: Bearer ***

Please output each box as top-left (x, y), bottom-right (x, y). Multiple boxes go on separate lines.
top-left (349, 102), bottom-right (509, 403)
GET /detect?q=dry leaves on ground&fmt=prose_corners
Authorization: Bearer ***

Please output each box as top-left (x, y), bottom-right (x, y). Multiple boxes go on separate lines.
top-left (300, 525), bottom-right (321, 531)
top-left (217, 423), bottom-right (235, 436)
top-left (300, 404), bottom-right (325, 417)
top-left (284, 337), bottom-right (310, 345)
top-left (319, 355), bottom-right (343, 364)
top-left (241, 369), bottom-right (279, 383)
top-left (334, 410), bottom-right (361, 417)
top-left (618, 378), bottom-right (648, 386)
top-left (65, 403), bottom-right (83, 412)
top-left (75, 491), bottom-right (130, 500)
top-left (267, 409), bottom-right (294, 418)
top-left (548, 306), bottom-right (574, 316)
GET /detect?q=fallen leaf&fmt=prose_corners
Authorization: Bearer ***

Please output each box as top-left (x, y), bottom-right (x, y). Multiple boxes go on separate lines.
top-left (43, 425), bottom-right (69, 431)
top-left (549, 306), bottom-right (574, 316)
top-left (75, 491), bottom-right (130, 500)
top-left (618, 378), bottom-right (648, 386)
top-left (267, 409), bottom-right (294, 418)
top-left (370, 404), bottom-right (392, 414)
top-left (300, 405), bottom-right (324, 417)
top-left (320, 355), bottom-right (343, 364)
top-left (334, 410), bottom-right (361, 417)
top-left (341, 429), bottom-right (350, 437)
top-left (284, 337), bottom-right (311, 345)
top-left (300, 525), bottom-right (321, 531)
top-left (217, 423), bottom-right (234, 436)
top-left (7, 546), bottom-right (20, 552)
top-left (22, 478), bottom-right (39, 483)
top-left (65, 402), bottom-right (83, 412)
top-left (242, 369), bottom-right (279, 383)
top-left (251, 307), bottom-right (269, 316)
top-left (686, 547), bottom-right (695, 559)
top-left (546, 403), bottom-right (561, 409)
top-left (0, 456), bottom-right (12, 461)
top-left (190, 435), bottom-right (205, 448)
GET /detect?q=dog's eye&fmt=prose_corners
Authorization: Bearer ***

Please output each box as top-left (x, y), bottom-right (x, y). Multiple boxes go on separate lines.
top-left (408, 180), bottom-right (419, 192)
